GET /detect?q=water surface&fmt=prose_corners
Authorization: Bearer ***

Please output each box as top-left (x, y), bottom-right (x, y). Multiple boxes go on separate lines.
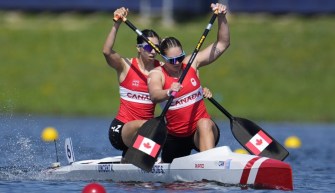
top-left (0, 114), bottom-right (334, 192)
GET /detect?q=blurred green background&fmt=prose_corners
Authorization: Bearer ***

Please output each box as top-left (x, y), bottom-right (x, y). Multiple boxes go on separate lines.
top-left (1, 12), bottom-right (334, 122)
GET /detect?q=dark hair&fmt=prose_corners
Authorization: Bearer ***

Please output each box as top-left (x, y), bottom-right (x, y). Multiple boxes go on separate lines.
top-left (137, 29), bottom-right (160, 44)
top-left (160, 37), bottom-right (183, 55)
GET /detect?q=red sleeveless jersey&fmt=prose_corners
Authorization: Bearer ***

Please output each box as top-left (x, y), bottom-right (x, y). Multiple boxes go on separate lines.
top-left (115, 58), bottom-right (160, 123)
top-left (162, 64), bottom-right (211, 137)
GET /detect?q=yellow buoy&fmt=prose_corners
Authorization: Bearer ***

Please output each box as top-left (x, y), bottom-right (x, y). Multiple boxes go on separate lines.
top-left (284, 136), bottom-right (301, 149)
top-left (234, 148), bottom-right (249, 154)
top-left (41, 127), bottom-right (58, 142)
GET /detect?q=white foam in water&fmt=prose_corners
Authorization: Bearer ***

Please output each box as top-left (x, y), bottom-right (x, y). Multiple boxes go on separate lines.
top-left (0, 113), bottom-right (54, 181)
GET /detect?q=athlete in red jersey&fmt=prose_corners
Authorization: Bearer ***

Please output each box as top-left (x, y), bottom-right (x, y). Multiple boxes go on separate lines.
top-left (103, 7), bottom-right (161, 158)
top-left (116, 58), bottom-right (160, 123)
top-left (160, 63), bottom-right (210, 137)
top-left (148, 3), bottom-right (230, 163)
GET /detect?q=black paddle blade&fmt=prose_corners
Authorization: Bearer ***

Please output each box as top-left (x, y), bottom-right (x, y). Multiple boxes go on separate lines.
top-left (231, 117), bottom-right (289, 161)
top-left (124, 117), bottom-right (167, 172)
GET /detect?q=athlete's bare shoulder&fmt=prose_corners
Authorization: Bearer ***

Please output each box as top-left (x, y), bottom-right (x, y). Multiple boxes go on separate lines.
top-left (150, 66), bottom-right (163, 73)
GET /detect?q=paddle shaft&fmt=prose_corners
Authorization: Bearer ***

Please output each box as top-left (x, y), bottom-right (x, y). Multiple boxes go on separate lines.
top-left (208, 97), bottom-right (289, 160)
top-left (113, 16), bottom-right (161, 55)
top-left (160, 13), bottom-right (218, 117)
top-left (208, 97), bottom-right (233, 121)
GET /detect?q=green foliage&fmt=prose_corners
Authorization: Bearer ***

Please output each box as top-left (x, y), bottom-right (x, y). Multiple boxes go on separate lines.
top-left (1, 12), bottom-right (334, 122)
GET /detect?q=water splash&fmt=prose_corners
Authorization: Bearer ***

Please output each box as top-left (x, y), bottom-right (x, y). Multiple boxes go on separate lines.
top-left (0, 113), bottom-right (54, 181)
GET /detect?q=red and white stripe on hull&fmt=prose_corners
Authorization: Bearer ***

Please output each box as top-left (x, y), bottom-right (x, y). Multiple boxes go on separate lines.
top-left (239, 156), bottom-right (293, 190)
top-left (254, 158), bottom-right (293, 190)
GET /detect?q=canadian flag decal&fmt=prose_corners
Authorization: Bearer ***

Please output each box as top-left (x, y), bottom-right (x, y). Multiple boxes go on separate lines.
top-left (245, 130), bottom-right (272, 155)
top-left (133, 135), bottom-right (161, 157)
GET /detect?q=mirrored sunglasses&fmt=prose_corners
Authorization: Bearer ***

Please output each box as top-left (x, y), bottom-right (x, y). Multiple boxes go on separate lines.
top-left (163, 51), bottom-right (186, 65)
top-left (137, 43), bottom-right (159, 53)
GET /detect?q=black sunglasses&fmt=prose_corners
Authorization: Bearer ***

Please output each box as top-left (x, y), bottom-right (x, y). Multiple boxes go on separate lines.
top-left (162, 51), bottom-right (186, 65)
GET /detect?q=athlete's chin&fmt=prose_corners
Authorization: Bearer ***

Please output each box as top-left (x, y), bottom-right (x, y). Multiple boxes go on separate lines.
top-left (173, 63), bottom-right (182, 69)
top-left (147, 56), bottom-right (156, 60)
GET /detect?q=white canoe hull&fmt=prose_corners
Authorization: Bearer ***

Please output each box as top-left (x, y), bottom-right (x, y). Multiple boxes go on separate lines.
top-left (44, 146), bottom-right (293, 190)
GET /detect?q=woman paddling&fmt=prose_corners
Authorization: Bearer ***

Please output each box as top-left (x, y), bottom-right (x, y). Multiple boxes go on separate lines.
top-left (148, 3), bottom-right (230, 163)
top-left (103, 7), bottom-right (161, 160)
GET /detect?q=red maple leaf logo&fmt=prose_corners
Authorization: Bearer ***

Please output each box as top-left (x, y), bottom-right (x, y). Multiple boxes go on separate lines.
top-left (256, 139), bottom-right (263, 146)
top-left (143, 142), bottom-right (151, 149)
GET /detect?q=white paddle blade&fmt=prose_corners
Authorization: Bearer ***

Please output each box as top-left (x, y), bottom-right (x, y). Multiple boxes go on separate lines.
top-left (64, 138), bottom-right (75, 164)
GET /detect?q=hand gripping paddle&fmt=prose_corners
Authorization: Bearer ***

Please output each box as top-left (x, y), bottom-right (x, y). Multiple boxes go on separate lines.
top-left (113, 16), bottom-right (161, 55)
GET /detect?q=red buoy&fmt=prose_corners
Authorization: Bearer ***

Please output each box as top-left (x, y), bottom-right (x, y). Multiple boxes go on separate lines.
top-left (82, 183), bottom-right (106, 193)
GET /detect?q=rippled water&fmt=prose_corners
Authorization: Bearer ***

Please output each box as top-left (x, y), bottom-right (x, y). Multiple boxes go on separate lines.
top-left (0, 114), bottom-right (334, 192)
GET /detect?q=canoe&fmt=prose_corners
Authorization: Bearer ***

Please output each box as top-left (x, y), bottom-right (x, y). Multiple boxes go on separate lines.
top-left (44, 138), bottom-right (293, 190)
